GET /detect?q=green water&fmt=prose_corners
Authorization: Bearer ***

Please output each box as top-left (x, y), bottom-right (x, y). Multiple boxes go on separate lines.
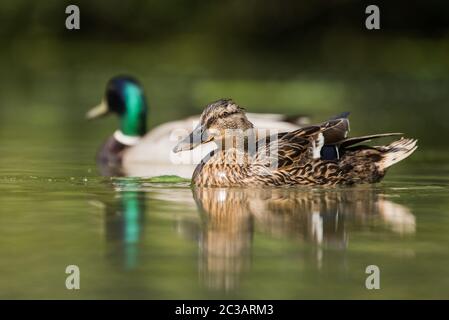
top-left (0, 116), bottom-right (448, 299)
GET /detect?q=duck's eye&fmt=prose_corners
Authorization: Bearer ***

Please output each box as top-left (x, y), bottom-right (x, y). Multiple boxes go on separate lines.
top-left (107, 91), bottom-right (124, 114)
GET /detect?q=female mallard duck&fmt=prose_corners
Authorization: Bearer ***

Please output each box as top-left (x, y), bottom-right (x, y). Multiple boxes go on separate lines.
top-left (87, 76), bottom-right (308, 177)
top-left (173, 99), bottom-right (418, 186)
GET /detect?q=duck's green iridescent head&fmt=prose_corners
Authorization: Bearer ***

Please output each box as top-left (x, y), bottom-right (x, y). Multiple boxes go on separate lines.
top-left (87, 76), bottom-right (147, 137)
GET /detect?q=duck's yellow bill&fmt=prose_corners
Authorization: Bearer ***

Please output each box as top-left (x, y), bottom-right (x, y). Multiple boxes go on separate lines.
top-left (86, 101), bottom-right (108, 119)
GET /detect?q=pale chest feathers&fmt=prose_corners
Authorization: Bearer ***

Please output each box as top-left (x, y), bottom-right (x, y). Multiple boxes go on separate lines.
top-left (194, 148), bottom-right (253, 186)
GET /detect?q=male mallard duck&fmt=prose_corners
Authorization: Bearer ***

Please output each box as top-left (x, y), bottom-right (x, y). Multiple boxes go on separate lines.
top-left (87, 76), bottom-right (309, 178)
top-left (173, 99), bottom-right (418, 186)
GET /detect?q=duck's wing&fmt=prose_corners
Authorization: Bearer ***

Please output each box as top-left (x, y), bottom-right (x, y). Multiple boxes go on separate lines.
top-left (279, 113), bottom-right (350, 147)
top-left (319, 133), bottom-right (404, 161)
top-left (339, 133), bottom-right (403, 148)
top-left (254, 113), bottom-right (351, 167)
top-left (321, 114), bottom-right (350, 144)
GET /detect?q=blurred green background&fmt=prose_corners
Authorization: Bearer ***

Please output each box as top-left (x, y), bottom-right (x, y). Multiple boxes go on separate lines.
top-left (1, 0), bottom-right (449, 152)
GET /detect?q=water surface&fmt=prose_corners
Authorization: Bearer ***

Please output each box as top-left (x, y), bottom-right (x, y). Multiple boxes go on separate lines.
top-left (0, 137), bottom-right (448, 299)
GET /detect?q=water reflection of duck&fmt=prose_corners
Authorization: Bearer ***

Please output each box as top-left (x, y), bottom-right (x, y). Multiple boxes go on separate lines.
top-left (192, 186), bottom-right (415, 290)
top-left (193, 188), bottom-right (253, 290)
top-left (103, 179), bottom-right (146, 270)
top-left (174, 99), bottom-right (418, 186)
top-left (87, 76), bottom-right (309, 178)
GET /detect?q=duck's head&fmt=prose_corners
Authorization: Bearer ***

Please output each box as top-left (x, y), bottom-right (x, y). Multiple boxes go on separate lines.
top-left (87, 76), bottom-right (148, 140)
top-left (173, 99), bottom-right (253, 152)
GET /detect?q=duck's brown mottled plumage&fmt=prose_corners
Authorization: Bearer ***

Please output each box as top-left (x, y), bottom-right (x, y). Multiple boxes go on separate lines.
top-left (175, 99), bottom-right (418, 187)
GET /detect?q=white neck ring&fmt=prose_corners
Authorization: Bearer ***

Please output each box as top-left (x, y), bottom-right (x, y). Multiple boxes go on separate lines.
top-left (114, 130), bottom-right (141, 146)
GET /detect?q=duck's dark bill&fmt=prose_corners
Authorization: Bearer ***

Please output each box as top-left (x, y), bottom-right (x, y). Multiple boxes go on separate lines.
top-left (86, 101), bottom-right (109, 119)
top-left (173, 124), bottom-right (210, 153)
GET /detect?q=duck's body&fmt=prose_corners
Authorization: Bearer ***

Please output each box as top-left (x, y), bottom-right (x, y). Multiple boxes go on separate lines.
top-left (192, 133), bottom-right (417, 187)
top-left (88, 76), bottom-right (308, 178)
top-left (174, 99), bottom-right (418, 187)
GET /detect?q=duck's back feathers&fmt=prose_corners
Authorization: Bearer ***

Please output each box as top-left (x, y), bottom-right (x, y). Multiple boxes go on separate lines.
top-left (242, 113), bottom-right (417, 186)
top-left (255, 113), bottom-right (351, 166)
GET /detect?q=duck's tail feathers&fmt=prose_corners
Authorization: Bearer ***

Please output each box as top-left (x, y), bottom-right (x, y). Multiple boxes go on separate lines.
top-left (377, 138), bottom-right (418, 170)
